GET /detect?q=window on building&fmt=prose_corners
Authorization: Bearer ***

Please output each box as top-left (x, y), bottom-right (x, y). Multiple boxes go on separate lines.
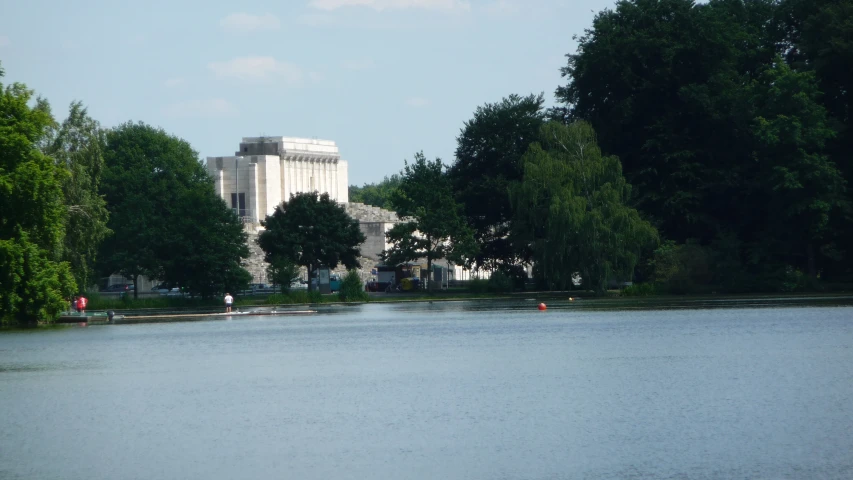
top-left (231, 193), bottom-right (247, 217)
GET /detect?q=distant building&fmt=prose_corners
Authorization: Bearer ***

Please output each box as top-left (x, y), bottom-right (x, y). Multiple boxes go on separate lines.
top-left (206, 136), bottom-right (349, 224)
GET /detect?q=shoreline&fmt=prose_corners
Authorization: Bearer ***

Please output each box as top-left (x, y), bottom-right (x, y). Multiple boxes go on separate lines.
top-left (3, 292), bottom-right (852, 330)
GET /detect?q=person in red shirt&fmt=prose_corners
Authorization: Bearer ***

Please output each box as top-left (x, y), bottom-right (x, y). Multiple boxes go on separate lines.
top-left (77, 296), bottom-right (88, 314)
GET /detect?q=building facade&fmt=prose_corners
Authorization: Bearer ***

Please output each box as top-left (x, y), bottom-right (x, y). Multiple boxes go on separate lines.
top-left (206, 136), bottom-right (349, 224)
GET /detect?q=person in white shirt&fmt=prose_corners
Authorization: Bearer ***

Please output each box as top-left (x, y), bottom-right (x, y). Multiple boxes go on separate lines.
top-left (224, 293), bottom-right (234, 313)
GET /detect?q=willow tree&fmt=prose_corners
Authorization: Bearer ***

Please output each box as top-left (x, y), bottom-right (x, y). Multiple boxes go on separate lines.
top-left (0, 64), bottom-right (76, 325)
top-left (43, 102), bottom-right (111, 291)
top-left (511, 121), bottom-right (658, 292)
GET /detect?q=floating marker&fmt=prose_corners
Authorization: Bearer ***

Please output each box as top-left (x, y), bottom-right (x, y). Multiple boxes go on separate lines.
top-left (538, 303), bottom-right (547, 311)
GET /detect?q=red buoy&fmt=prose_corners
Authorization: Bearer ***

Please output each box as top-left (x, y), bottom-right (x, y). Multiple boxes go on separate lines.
top-left (538, 303), bottom-right (547, 311)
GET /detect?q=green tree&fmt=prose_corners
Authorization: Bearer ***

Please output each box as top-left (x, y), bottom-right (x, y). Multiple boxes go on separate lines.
top-left (383, 152), bottom-right (476, 290)
top-left (778, 0), bottom-right (853, 280)
top-left (100, 122), bottom-right (250, 297)
top-left (348, 174), bottom-right (402, 210)
top-left (746, 59), bottom-right (846, 278)
top-left (554, 0), bottom-right (779, 244)
top-left (338, 270), bottom-right (369, 302)
top-left (163, 186), bottom-right (251, 298)
top-left (511, 122), bottom-right (658, 292)
top-left (42, 102), bottom-right (111, 291)
top-left (266, 256), bottom-right (300, 291)
top-left (0, 64), bottom-right (76, 325)
top-left (258, 192), bottom-right (365, 292)
top-left (450, 93), bottom-right (545, 271)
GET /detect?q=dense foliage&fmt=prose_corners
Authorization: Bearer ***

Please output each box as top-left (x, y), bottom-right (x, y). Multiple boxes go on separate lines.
top-left (0, 65), bottom-right (77, 325)
top-left (338, 270), bottom-right (369, 302)
top-left (512, 122), bottom-right (658, 291)
top-left (42, 102), bottom-right (111, 291)
top-left (449, 94), bottom-right (546, 271)
top-left (383, 152), bottom-right (476, 290)
top-left (348, 174), bottom-right (402, 210)
top-left (258, 192), bottom-right (365, 292)
top-left (553, 0), bottom-right (853, 290)
top-left (99, 122), bottom-right (251, 299)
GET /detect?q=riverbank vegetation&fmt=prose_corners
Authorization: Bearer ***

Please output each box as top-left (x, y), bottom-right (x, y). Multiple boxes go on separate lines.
top-left (351, 0), bottom-right (853, 296)
top-left (4, 0), bottom-right (853, 325)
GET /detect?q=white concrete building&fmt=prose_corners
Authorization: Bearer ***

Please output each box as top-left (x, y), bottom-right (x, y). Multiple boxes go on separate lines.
top-left (206, 136), bottom-right (349, 224)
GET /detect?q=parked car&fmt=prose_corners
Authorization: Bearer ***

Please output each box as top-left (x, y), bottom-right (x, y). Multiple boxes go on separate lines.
top-left (290, 280), bottom-right (308, 290)
top-left (102, 283), bottom-right (134, 292)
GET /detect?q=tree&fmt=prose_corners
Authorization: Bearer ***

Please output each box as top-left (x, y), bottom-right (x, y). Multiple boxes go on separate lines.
top-left (778, 0), bottom-right (853, 280)
top-left (348, 174), bottom-right (402, 210)
top-left (746, 59), bottom-right (846, 278)
top-left (266, 256), bottom-right (300, 292)
top-left (383, 152), bottom-right (476, 290)
top-left (162, 186), bottom-right (251, 298)
top-left (450, 93), bottom-right (545, 271)
top-left (100, 122), bottom-right (250, 297)
top-left (42, 102), bottom-right (111, 291)
top-left (258, 192), bottom-right (365, 292)
top-left (554, 0), bottom-right (780, 244)
top-left (511, 122), bottom-right (658, 292)
top-left (338, 270), bottom-right (369, 302)
top-left (0, 63), bottom-right (76, 325)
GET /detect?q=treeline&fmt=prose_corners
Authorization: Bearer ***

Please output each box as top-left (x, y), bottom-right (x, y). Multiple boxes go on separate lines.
top-left (1, 63), bottom-right (250, 325)
top-left (349, 174), bottom-right (402, 211)
top-left (355, 0), bottom-right (853, 293)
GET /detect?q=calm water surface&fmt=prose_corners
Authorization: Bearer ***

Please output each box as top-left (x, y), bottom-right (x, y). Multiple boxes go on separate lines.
top-left (2, 299), bottom-right (852, 479)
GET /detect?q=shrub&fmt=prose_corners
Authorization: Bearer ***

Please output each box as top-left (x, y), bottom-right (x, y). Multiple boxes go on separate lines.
top-left (468, 279), bottom-right (489, 294)
top-left (270, 290), bottom-right (324, 305)
top-left (338, 270), bottom-right (369, 302)
top-left (622, 283), bottom-right (656, 296)
top-left (487, 271), bottom-right (513, 293)
top-left (651, 240), bottom-right (712, 294)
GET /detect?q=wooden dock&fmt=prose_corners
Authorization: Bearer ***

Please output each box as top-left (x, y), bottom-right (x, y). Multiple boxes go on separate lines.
top-left (58, 309), bottom-right (317, 325)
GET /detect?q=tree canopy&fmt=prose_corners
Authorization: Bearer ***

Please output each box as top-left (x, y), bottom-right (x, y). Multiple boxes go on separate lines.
top-left (512, 122), bottom-right (658, 291)
top-left (99, 122), bottom-right (250, 298)
top-left (384, 152), bottom-right (476, 288)
top-left (42, 102), bottom-right (111, 291)
top-left (450, 93), bottom-right (545, 271)
top-left (554, 0), bottom-right (852, 287)
top-left (348, 174), bottom-right (402, 210)
top-left (0, 64), bottom-right (76, 325)
top-left (258, 192), bottom-right (365, 291)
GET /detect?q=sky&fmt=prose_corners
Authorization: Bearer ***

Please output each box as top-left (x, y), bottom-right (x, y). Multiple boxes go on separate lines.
top-left (0, 0), bottom-right (617, 186)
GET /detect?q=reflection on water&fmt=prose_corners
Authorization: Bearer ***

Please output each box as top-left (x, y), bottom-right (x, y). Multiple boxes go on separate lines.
top-left (2, 298), bottom-right (853, 480)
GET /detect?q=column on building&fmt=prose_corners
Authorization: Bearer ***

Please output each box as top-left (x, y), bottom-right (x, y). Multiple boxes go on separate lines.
top-left (265, 155), bottom-right (281, 217)
top-left (337, 160), bottom-right (349, 203)
top-left (248, 158), bottom-right (259, 223)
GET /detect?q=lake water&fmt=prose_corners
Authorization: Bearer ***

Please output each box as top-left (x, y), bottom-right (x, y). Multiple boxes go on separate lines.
top-left (2, 298), bottom-right (853, 479)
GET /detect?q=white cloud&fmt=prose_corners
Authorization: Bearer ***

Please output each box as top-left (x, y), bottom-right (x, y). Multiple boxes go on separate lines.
top-left (208, 56), bottom-right (313, 85)
top-left (308, 0), bottom-right (470, 12)
top-left (164, 99), bottom-right (236, 117)
top-left (163, 77), bottom-right (186, 88)
top-left (341, 58), bottom-right (375, 70)
top-left (0, 36), bottom-right (9, 48)
top-left (405, 97), bottom-right (429, 108)
top-left (220, 13), bottom-right (281, 32)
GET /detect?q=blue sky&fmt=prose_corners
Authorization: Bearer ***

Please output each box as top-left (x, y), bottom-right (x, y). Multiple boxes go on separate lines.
top-left (1, 0), bottom-right (616, 186)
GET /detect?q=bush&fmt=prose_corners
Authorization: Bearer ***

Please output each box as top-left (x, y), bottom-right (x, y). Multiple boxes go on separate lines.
top-left (622, 283), bottom-right (656, 296)
top-left (651, 240), bottom-right (713, 294)
top-left (487, 271), bottom-right (513, 293)
top-left (468, 279), bottom-right (489, 294)
top-left (269, 290), bottom-right (323, 305)
top-left (338, 270), bottom-right (369, 302)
